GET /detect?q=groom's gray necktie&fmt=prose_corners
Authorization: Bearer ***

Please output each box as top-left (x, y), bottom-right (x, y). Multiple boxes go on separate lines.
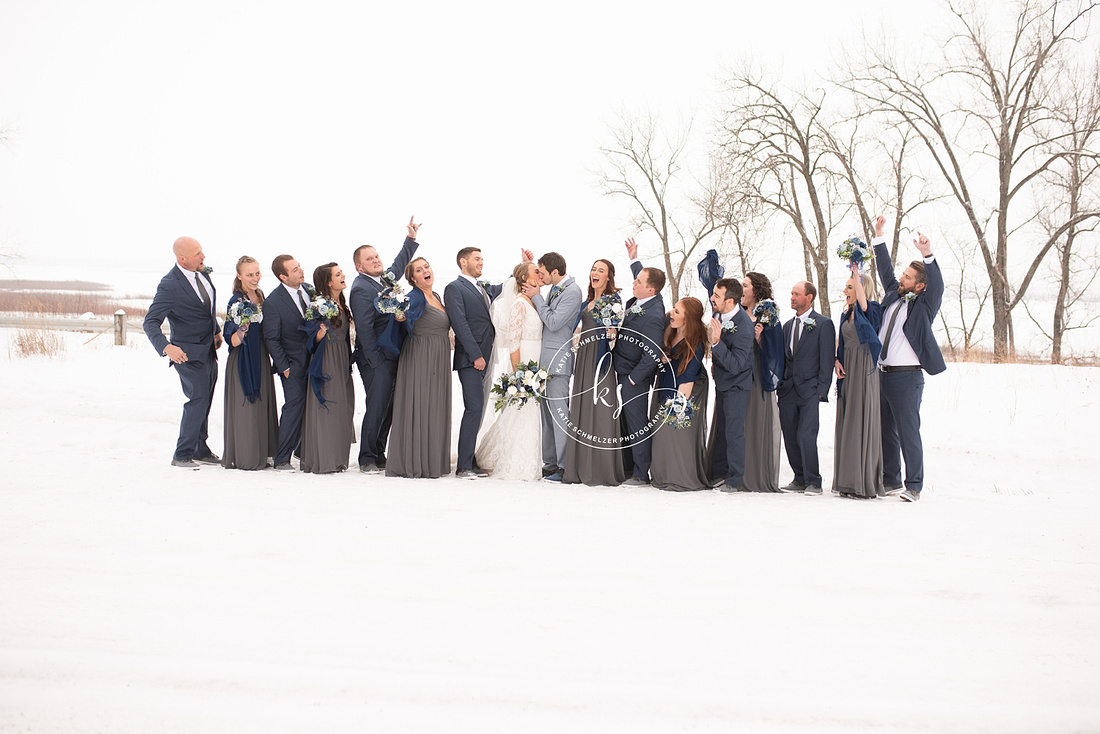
top-left (194, 272), bottom-right (212, 314)
top-left (880, 300), bottom-right (904, 361)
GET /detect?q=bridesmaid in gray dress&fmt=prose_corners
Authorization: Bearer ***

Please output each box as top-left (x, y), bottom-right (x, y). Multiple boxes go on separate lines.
top-left (222, 256), bottom-right (278, 470)
top-left (833, 263), bottom-right (885, 498)
top-left (650, 297), bottom-right (711, 492)
top-left (300, 262), bottom-right (356, 474)
top-left (386, 257), bottom-right (452, 479)
top-left (564, 259), bottom-right (626, 486)
top-left (741, 272), bottom-right (782, 493)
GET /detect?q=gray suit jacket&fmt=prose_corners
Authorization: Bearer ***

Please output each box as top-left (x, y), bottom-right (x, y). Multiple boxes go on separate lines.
top-left (532, 276), bottom-right (584, 375)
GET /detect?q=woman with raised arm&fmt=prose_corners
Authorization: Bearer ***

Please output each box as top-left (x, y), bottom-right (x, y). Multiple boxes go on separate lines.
top-left (741, 271), bottom-right (784, 493)
top-left (386, 257), bottom-right (452, 479)
top-left (222, 256), bottom-right (279, 470)
top-left (563, 258), bottom-right (626, 486)
top-left (650, 297), bottom-right (711, 491)
top-left (833, 261), bottom-right (885, 498)
top-left (299, 262), bottom-right (355, 473)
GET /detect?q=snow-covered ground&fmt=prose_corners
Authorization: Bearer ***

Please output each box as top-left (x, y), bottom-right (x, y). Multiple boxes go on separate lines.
top-left (1, 328), bottom-right (1099, 733)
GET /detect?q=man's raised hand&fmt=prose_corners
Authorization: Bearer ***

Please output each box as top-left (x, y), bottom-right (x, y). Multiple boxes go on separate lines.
top-left (874, 215), bottom-right (886, 238)
top-left (914, 231), bottom-right (932, 257)
top-left (407, 216), bottom-right (421, 240)
top-left (625, 237), bottom-right (639, 260)
top-left (521, 248), bottom-right (535, 263)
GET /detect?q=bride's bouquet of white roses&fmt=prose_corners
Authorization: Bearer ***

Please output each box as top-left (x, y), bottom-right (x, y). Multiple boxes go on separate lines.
top-left (657, 392), bottom-right (697, 430)
top-left (228, 300), bottom-right (263, 327)
top-left (591, 292), bottom-right (624, 327)
top-left (374, 270), bottom-right (410, 317)
top-left (491, 359), bottom-right (549, 412)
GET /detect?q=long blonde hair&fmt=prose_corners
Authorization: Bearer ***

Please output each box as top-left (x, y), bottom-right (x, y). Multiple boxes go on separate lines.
top-left (233, 256), bottom-right (265, 304)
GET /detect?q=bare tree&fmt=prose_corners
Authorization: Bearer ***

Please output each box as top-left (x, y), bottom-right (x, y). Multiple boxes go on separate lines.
top-left (595, 110), bottom-right (734, 302)
top-left (843, 0), bottom-right (1100, 361)
top-left (939, 239), bottom-right (993, 357)
top-left (719, 66), bottom-right (853, 317)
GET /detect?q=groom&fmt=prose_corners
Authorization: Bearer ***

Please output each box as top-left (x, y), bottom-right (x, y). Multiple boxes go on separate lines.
top-left (446, 246), bottom-right (533, 479)
top-left (521, 252), bottom-right (583, 482)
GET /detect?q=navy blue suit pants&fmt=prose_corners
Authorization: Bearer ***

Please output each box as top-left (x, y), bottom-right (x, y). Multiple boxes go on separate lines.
top-left (710, 386), bottom-right (750, 487)
top-left (778, 393), bottom-right (822, 487)
top-left (173, 352), bottom-right (218, 461)
top-left (879, 369), bottom-right (925, 492)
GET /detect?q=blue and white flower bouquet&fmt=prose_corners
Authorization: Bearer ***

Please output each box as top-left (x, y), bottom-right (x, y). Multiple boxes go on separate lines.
top-left (304, 294), bottom-right (340, 324)
top-left (592, 292), bottom-right (624, 327)
top-left (228, 299), bottom-right (263, 327)
top-left (838, 235), bottom-right (874, 268)
top-left (658, 393), bottom-right (696, 429)
top-left (491, 359), bottom-right (549, 412)
top-left (752, 299), bottom-right (781, 328)
top-left (375, 270), bottom-right (410, 316)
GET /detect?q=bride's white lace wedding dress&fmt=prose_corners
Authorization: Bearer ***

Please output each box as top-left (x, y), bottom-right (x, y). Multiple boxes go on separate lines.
top-left (475, 288), bottom-right (543, 481)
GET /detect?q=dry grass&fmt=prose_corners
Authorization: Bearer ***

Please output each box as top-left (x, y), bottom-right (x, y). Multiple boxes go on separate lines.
top-left (0, 289), bottom-right (147, 318)
top-left (10, 327), bottom-right (66, 358)
top-left (945, 345), bottom-right (1100, 367)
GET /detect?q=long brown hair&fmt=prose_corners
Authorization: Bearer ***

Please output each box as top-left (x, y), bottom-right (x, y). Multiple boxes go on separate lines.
top-left (405, 256), bottom-right (429, 287)
top-left (232, 256), bottom-right (265, 304)
top-left (664, 297), bottom-right (708, 375)
top-left (586, 259), bottom-right (620, 303)
top-left (744, 271), bottom-right (773, 303)
top-left (312, 262), bottom-right (349, 328)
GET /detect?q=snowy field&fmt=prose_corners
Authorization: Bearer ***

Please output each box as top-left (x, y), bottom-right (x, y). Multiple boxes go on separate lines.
top-left (2, 328), bottom-right (1099, 733)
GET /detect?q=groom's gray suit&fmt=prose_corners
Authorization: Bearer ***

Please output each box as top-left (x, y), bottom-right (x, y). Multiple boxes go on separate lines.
top-left (531, 276), bottom-right (584, 473)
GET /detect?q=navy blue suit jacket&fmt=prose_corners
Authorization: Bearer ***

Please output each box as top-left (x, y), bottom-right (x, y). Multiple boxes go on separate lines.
top-left (778, 310), bottom-right (835, 402)
top-left (261, 283), bottom-right (314, 378)
top-left (875, 242), bottom-right (947, 375)
top-left (143, 267), bottom-right (218, 364)
top-left (711, 306), bottom-right (754, 392)
top-left (444, 276), bottom-right (503, 370)
top-left (349, 236), bottom-right (420, 368)
top-left (613, 261), bottom-right (666, 386)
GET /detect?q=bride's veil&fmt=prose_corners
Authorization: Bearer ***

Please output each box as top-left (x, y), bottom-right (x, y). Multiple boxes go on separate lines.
top-left (478, 276), bottom-right (518, 438)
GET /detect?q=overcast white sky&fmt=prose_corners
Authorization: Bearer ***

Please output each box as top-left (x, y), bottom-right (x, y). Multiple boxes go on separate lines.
top-left (1, 0), bottom-right (942, 289)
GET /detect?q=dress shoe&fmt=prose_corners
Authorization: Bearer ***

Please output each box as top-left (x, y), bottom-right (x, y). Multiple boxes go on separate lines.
top-left (194, 453), bottom-right (221, 465)
top-left (543, 472), bottom-right (563, 483)
top-left (884, 483), bottom-right (906, 495)
top-left (779, 482), bottom-right (806, 493)
top-left (472, 465), bottom-right (490, 478)
top-left (803, 485), bottom-right (823, 495)
top-left (171, 459), bottom-right (200, 469)
top-left (899, 489), bottom-right (921, 502)
top-left (719, 483), bottom-right (744, 493)
top-left (542, 466), bottom-right (561, 478)
top-left (622, 476), bottom-right (650, 487)
top-left (455, 469), bottom-right (479, 480)
top-left (274, 463), bottom-right (294, 472)
top-left (359, 463), bottom-right (384, 474)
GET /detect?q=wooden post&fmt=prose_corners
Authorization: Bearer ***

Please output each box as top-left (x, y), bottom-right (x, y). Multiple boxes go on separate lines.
top-left (114, 309), bottom-right (126, 346)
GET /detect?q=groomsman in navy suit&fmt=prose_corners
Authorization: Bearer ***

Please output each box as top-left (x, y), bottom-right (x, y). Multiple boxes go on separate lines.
top-left (707, 277), bottom-right (755, 491)
top-left (262, 255), bottom-right (314, 471)
top-left (143, 236), bottom-right (223, 468)
top-left (349, 217), bottom-right (421, 474)
top-left (446, 247), bottom-right (533, 479)
top-left (777, 281), bottom-right (835, 495)
top-left (616, 238), bottom-right (667, 486)
top-left (873, 215), bottom-right (946, 502)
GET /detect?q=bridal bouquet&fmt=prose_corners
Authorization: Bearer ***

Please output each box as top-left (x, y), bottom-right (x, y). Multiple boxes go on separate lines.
top-left (375, 271), bottom-right (410, 317)
top-left (304, 295), bottom-right (340, 324)
top-left (658, 393), bottom-right (696, 430)
top-left (591, 292), bottom-right (624, 328)
top-left (491, 359), bottom-right (549, 412)
top-left (752, 299), bottom-right (780, 328)
top-left (228, 300), bottom-right (263, 327)
top-left (838, 235), bottom-right (874, 268)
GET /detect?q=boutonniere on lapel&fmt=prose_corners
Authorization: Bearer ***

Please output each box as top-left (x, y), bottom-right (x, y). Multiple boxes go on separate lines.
top-left (803, 317), bottom-right (817, 331)
top-left (903, 292), bottom-right (917, 302)
top-left (200, 265), bottom-right (213, 276)
top-left (477, 279), bottom-right (492, 291)
top-left (721, 320), bottom-right (738, 333)
top-left (305, 284), bottom-right (317, 299)
top-left (628, 304), bottom-right (646, 316)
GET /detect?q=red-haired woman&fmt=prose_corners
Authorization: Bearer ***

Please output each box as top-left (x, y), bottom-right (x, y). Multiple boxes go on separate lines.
top-left (651, 297), bottom-right (711, 491)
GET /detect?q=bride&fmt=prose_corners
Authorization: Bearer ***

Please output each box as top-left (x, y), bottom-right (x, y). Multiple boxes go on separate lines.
top-left (475, 262), bottom-right (545, 480)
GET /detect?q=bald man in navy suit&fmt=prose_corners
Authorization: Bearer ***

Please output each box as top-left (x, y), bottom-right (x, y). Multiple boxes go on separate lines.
top-left (143, 236), bottom-right (223, 469)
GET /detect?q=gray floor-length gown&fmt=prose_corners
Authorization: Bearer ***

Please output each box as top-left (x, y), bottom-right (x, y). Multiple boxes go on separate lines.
top-left (223, 331), bottom-right (278, 471)
top-left (833, 317), bottom-right (885, 498)
top-left (386, 301), bottom-right (452, 478)
top-left (300, 318), bottom-right (355, 473)
top-left (651, 345), bottom-right (711, 492)
top-left (563, 309), bottom-right (625, 486)
top-left (743, 340), bottom-right (781, 492)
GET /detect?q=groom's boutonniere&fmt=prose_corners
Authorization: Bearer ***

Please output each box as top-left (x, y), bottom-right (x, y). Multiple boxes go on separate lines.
top-left (804, 317), bottom-right (817, 331)
top-left (200, 265), bottom-right (213, 276)
top-left (721, 320), bottom-right (737, 333)
top-left (478, 279), bottom-right (492, 291)
top-left (628, 304), bottom-right (646, 316)
top-left (903, 292), bottom-right (917, 302)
